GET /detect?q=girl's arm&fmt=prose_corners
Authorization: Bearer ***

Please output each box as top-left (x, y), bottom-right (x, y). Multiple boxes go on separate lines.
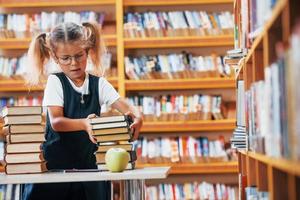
top-left (111, 97), bottom-right (143, 140)
top-left (47, 106), bottom-right (96, 143)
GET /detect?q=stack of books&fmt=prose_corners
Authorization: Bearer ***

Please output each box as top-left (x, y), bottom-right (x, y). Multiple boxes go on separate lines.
top-left (90, 115), bottom-right (137, 171)
top-left (1, 106), bottom-right (47, 175)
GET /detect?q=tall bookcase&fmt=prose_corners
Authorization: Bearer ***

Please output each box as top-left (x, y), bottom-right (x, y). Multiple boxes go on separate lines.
top-left (0, 0), bottom-right (238, 190)
top-left (234, 0), bottom-right (300, 199)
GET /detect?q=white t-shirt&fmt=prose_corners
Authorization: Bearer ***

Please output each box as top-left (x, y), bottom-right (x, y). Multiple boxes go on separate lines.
top-left (42, 73), bottom-right (120, 109)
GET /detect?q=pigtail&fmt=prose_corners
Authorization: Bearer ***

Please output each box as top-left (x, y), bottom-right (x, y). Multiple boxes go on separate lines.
top-left (82, 22), bottom-right (107, 76)
top-left (25, 33), bottom-right (51, 85)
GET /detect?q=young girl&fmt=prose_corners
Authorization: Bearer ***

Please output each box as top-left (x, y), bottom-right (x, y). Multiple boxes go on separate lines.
top-left (22, 22), bottom-right (143, 200)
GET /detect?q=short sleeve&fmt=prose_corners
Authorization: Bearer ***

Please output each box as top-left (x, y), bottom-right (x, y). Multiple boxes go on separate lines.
top-left (42, 75), bottom-right (64, 107)
top-left (98, 77), bottom-right (120, 106)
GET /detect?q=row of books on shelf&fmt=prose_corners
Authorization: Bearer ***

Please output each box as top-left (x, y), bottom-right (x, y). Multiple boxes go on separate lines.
top-left (136, 136), bottom-right (236, 164)
top-left (127, 95), bottom-right (232, 121)
top-left (244, 186), bottom-right (269, 200)
top-left (0, 52), bottom-right (113, 78)
top-left (0, 184), bottom-right (20, 200)
top-left (145, 182), bottom-right (238, 200)
top-left (0, 12), bottom-right (105, 38)
top-left (125, 53), bottom-right (232, 80)
top-left (124, 11), bottom-right (234, 38)
top-left (0, 97), bottom-right (43, 108)
top-left (234, 0), bottom-right (278, 50)
top-left (241, 23), bottom-right (300, 160)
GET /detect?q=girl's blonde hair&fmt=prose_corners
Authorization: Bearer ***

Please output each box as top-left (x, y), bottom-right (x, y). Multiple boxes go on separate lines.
top-left (26, 21), bottom-right (106, 85)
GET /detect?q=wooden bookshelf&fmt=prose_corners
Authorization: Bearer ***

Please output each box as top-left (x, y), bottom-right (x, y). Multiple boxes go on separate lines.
top-left (137, 161), bottom-right (238, 174)
top-left (124, 35), bottom-right (234, 49)
top-left (0, 0), bottom-right (116, 8)
top-left (234, 0), bottom-right (300, 199)
top-left (0, 35), bottom-right (116, 49)
top-left (141, 119), bottom-right (236, 132)
top-left (123, 0), bottom-right (233, 6)
top-left (0, 77), bottom-right (118, 92)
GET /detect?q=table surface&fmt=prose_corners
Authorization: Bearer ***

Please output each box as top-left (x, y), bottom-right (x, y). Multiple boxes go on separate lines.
top-left (0, 167), bottom-right (170, 184)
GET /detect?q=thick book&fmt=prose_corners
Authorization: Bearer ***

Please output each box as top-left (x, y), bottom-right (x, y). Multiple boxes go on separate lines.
top-left (6, 133), bottom-right (45, 144)
top-left (95, 133), bottom-right (133, 143)
top-left (90, 115), bottom-right (132, 124)
top-left (5, 152), bottom-right (45, 164)
top-left (95, 150), bottom-right (137, 164)
top-left (5, 162), bottom-right (47, 175)
top-left (93, 127), bottom-right (130, 136)
top-left (1, 106), bottom-right (42, 117)
top-left (91, 115), bottom-right (133, 130)
top-left (97, 142), bottom-right (133, 153)
top-left (4, 115), bottom-right (43, 125)
top-left (3, 124), bottom-right (45, 134)
top-left (5, 143), bottom-right (43, 154)
top-left (97, 162), bottom-right (135, 171)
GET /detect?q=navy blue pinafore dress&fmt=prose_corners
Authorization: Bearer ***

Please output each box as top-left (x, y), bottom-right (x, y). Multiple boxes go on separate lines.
top-left (22, 72), bottom-right (111, 200)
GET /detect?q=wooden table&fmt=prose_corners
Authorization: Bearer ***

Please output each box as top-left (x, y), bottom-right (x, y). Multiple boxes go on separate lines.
top-left (0, 167), bottom-right (170, 200)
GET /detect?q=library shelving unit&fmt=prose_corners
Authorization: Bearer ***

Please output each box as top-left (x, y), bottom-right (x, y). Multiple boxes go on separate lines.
top-left (121, 0), bottom-right (238, 187)
top-left (0, 0), bottom-right (238, 187)
top-left (234, 0), bottom-right (300, 199)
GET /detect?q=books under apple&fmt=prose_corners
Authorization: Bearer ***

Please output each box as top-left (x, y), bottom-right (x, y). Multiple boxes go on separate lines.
top-left (97, 162), bottom-right (135, 171)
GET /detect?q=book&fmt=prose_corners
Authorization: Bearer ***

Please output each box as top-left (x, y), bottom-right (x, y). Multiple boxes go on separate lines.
top-left (95, 133), bottom-right (133, 143)
top-left (3, 124), bottom-right (45, 134)
top-left (6, 133), bottom-right (45, 143)
top-left (93, 127), bottom-right (130, 136)
top-left (1, 106), bottom-right (42, 117)
top-left (96, 150), bottom-right (137, 164)
top-left (92, 121), bottom-right (131, 130)
top-left (97, 142), bottom-right (133, 153)
top-left (97, 162), bottom-right (135, 171)
top-left (5, 143), bottom-right (43, 154)
top-left (4, 115), bottom-right (43, 125)
top-left (5, 162), bottom-right (47, 175)
top-left (90, 115), bottom-right (132, 124)
top-left (5, 152), bottom-right (45, 164)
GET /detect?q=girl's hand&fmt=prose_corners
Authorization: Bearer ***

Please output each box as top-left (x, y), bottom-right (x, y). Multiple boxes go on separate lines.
top-left (125, 111), bottom-right (143, 141)
top-left (84, 113), bottom-right (98, 144)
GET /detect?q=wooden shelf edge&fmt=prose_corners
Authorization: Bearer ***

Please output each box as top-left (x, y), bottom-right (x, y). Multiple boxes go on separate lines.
top-left (125, 78), bottom-right (236, 90)
top-left (0, 35), bottom-right (116, 49)
top-left (137, 162), bottom-right (238, 174)
top-left (141, 119), bottom-right (236, 132)
top-left (239, 151), bottom-right (300, 177)
top-left (0, 0), bottom-right (115, 8)
top-left (124, 0), bottom-right (233, 6)
top-left (124, 35), bottom-right (234, 48)
top-left (243, 0), bottom-right (288, 65)
top-left (0, 77), bottom-right (118, 92)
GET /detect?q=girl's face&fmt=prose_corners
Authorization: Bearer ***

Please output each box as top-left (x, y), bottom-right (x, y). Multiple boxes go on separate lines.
top-left (53, 42), bottom-right (88, 83)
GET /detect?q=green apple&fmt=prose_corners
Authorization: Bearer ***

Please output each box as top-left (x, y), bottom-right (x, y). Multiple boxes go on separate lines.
top-left (105, 148), bottom-right (130, 172)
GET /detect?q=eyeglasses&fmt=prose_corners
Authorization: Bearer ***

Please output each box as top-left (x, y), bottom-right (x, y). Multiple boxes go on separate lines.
top-left (54, 51), bottom-right (87, 65)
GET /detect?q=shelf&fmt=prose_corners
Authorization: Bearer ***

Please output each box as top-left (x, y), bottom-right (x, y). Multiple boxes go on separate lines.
top-left (137, 162), bottom-right (238, 174)
top-left (242, 0), bottom-right (287, 66)
top-left (240, 151), bottom-right (300, 177)
top-left (0, 0), bottom-right (115, 8)
top-left (125, 78), bottom-right (235, 91)
top-left (0, 35), bottom-right (116, 49)
top-left (141, 119), bottom-right (236, 132)
top-left (0, 77), bottom-right (118, 92)
top-left (124, 35), bottom-right (234, 49)
top-left (124, 0), bottom-right (233, 6)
